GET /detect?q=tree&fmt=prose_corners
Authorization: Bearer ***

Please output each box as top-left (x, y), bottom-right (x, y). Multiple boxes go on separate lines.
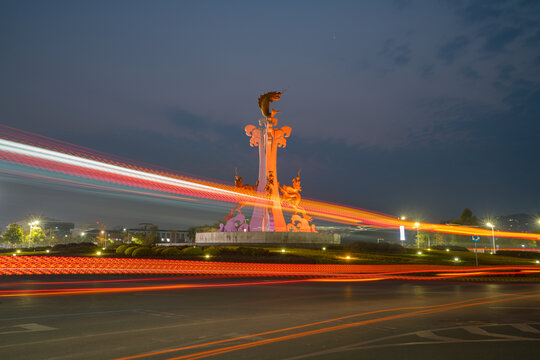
top-left (130, 232), bottom-right (146, 245)
top-left (432, 233), bottom-right (445, 246)
top-left (452, 208), bottom-right (479, 226)
top-left (2, 223), bottom-right (24, 247)
top-left (28, 227), bottom-right (46, 245)
top-left (187, 223), bottom-right (220, 242)
top-left (145, 225), bottom-right (159, 246)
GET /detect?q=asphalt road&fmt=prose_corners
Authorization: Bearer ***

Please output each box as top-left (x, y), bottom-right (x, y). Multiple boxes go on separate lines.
top-left (0, 276), bottom-right (539, 360)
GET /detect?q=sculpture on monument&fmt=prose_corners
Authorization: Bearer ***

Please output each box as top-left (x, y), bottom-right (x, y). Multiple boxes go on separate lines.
top-left (218, 169), bottom-right (256, 232)
top-left (257, 89), bottom-right (287, 119)
top-left (280, 170), bottom-right (316, 232)
top-left (220, 90), bottom-right (316, 233)
top-left (234, 168), bottom-right (258, 192)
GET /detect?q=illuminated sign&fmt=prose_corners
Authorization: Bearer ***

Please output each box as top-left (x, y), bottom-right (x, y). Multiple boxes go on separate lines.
top-left (400, 225), bottom-right (406, 241)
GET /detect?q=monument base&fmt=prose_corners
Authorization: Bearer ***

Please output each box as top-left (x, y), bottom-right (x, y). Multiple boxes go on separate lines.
top-left (195, 232), bottom-right (340, 245)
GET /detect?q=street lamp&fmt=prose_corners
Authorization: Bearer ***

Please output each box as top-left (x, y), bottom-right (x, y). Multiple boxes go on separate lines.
top-left (486, 222), bottom-right (496, 254)
top-left (414, 222), bottom-right (420, 248)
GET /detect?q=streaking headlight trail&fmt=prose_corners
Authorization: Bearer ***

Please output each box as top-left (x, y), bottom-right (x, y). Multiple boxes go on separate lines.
top-left (0, 125), bottom-right (538, 241)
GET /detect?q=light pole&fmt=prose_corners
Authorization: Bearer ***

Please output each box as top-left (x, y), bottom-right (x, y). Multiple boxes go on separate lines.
top-left (414, 222), bottom-right (420, 248)
top-left (486, 222), bottom-right (496, 254)
top-left (27, 223), bottom-right (33, 248)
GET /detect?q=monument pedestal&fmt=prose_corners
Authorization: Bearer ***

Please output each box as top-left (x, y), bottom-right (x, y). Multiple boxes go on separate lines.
top-left (195, 232), bottom-right (340, 246)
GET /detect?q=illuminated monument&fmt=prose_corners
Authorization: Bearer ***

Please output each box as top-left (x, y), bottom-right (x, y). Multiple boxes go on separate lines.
top-left (196, 91), bottom-right (339, 245)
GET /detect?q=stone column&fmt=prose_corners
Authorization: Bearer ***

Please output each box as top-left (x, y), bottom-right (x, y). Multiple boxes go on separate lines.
top-left (245, 116), bottom-right (290, 232)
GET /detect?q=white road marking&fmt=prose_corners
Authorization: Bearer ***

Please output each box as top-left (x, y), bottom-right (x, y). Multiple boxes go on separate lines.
top-left (415, 330), bottom-right (457, 341)
top-left (0, 309), bottom-right (132, 322)
top-left (282, 323), bottom-right (540, 360)
top-left (0, 323), bottom-right (56, 335)
top-left (463, 326), bottom-right (530, 340)
top-left (511, 323), bottom-right (540, 333)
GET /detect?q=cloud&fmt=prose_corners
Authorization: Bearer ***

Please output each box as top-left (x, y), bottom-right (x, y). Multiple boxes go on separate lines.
top-left (438, 36), bottom-right (470, 64)
top-left (455, 1), bottom-right (504, 24)
top-left (497, 64), bottom-right (515, 80)
top-left (379, 39), bottom-right (411, 66)
top-left (392, 0), bottom-right (413, 11)
top-left (483, 26), bottom-right (523, 52)
top-left (419, 64), bottom-right (435, 79)
top-left (458, 65), bottom-right (481, 80)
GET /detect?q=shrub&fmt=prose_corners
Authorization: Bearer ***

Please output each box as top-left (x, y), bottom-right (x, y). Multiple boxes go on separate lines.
top-left (214, 246), bottom-right (271, 257)
top-left (181, 246), bottom-right (203, 256)
top-left (51, 242), bottom-right (98, 253)
top-left (432, 245), bottom-right (470, 252)
top-left (132, 247), bottom-right (153, 258)
top-left (124, 246), bottom-right (139, 256)
top-left (116, 244), bottom-right (130, 254)
top-left (345, 241), bottom-right (406, 254)
top-left (161, 247), bottom-right (182, 257)
top-left (496, 250), bottom-right (539, 259)
top-left (203, 246), bottom-right (222, 256)
top-left (237, 247), bottom-right (270, 256)
top-left (151, 246), bottom-right (165, 255)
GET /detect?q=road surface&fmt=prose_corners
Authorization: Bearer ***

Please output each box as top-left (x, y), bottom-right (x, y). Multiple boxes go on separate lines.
top-left (0, 275), bottom-right (539, 359)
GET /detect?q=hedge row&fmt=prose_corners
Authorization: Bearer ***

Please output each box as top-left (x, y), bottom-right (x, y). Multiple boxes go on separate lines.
top-left (111, 245), bottom-right (273, 259)
top-left (496, 250), bottom-right (540, 259)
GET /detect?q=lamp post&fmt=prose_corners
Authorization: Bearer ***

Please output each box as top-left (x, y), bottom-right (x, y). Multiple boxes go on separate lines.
top-left (486, 222), bottom-right (496, 254)
top-left (414, 222), bottom-right (420, 248)
top-left (27, 222), bottom-right (33, 248)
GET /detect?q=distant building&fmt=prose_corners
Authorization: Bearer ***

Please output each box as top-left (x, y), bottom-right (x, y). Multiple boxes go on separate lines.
top-left (128, 223), bottom-right (188, 244)
top-left (75, 223), bottom-right (189, 244)
top-left (494, 214), bottom-right (537, 233)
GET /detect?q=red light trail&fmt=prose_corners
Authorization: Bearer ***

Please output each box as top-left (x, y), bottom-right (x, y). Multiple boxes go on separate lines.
top-left (1, 256), bottom-right (538, 286)
top-left (1, 124), bottom-right (539, 241)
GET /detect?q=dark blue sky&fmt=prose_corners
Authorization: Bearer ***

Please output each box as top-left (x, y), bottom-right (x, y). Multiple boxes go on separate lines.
top-left (1, 0), bottom-right (539, 228)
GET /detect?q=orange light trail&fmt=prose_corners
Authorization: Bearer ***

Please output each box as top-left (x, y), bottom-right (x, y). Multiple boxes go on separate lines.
top-left (0, 278), bottom-right (308, 297)
top-left (1, 256), bottom-right (538, 282)
top-left (114, 290), bottom-right (540, 360)
top-left (1, 125), bottom-right (539, 241)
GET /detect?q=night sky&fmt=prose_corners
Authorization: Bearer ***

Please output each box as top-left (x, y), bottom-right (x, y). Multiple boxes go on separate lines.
top-left (1, 0), bottom-right (539, 229)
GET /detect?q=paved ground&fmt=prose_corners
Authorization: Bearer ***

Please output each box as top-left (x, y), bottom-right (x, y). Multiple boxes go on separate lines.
top-left (0, 275), bottom-right (539, 359)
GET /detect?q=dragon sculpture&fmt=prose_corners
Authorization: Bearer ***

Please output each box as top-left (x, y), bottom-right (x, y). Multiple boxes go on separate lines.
top-left (234, 168), bottom-right (258, 192)
top-left (223, 169), bottom-right (258, 223)
top-left (279, 169), bottom-right (312, 222)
